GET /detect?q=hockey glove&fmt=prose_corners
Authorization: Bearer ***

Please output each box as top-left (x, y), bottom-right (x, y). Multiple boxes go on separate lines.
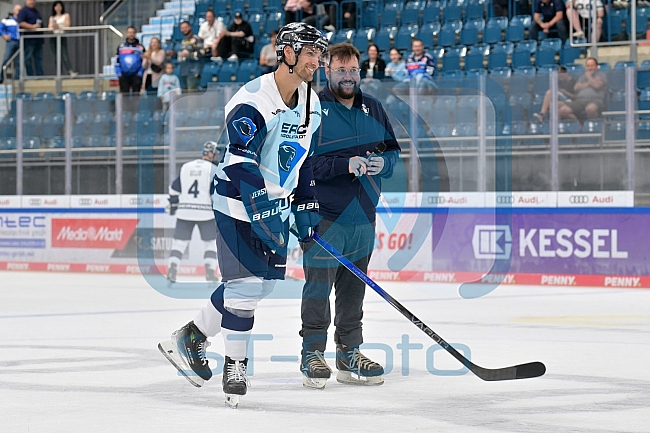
top-left (245, 200), bottom-right (285, 254)
top-left (366, 155), bottom-right (387, 176)
top-left (292, 201), bottom-right (320, 243)
top-left (168, 195), bottom-right (179, 215)
top-left (348, 156), bottom-right (369, 178)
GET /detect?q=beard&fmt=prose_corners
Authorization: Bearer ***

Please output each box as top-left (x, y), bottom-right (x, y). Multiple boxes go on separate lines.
top-left (330, 79), bottom-right (360, 100)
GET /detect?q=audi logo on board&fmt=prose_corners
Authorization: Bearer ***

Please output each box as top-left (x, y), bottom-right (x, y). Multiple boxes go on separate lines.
top-left (29, 198), bottom-right (42, 205)
top-left (496, 195), bottom-right (515, 204)
top-left (569, 195), bottom-right (590, 204)
top-left (78, 198), bottom-right (93, 206)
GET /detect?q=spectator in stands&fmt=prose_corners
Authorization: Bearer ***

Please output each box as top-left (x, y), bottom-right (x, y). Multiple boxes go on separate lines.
top-left (385, 48), bottom-right (407, 82)
top-left (259, 29), bottom-right (278, 74)
top-left (567, 0), bottom-right (604, 42)
top-left (48, 1), bottom-right (75, 76)
top-left (167, 20), bottom-right (204, 90)
top-left (0, 4), bottom-right (21, 83)
top-left (305, 0), bottom-right (354, 32)
top-left (360, 44), bottom-right (385, 80)
top-left (142, 36), bottom-right (165, 94)
top-left (18, 0), bottom-right (44, 77)
top-left (284, 0), bottom-right (314, 24)
top-left (558, 57), bottom-right (607, 122)
top-left (530, 0), bottom-right (569, 43)
top-left (116, 26), bottom-right (145, 94)
top-left (198, 10), bottom-right (225, 58)
top-left (158, 62), bottom-right (181, 112)
top-left (406, 39), bottom-right (435, 82)
top-left (215, 11), bottom-right (254, 60)
top-left (533, 65), bottom-right (576, 122)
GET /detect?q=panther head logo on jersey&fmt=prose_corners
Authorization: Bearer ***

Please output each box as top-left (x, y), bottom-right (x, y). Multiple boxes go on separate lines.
top-left (232, 117), bottom-right (257, 146)
top-left (278, 144), bottom-right (297, 172)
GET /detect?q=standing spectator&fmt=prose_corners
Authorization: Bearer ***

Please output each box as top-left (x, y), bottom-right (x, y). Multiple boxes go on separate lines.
top-left (259, 29), bottom-right (278, 74)
top-left (157, 62), bottom-right (181, 111)
top-left (385, 47), bottom-right (408, 82)
top-left (285, 0), bottom-right (314, 24)
top-left (48, 1), bottom-right (75, 76)
top-left (360, 44), bottom-right (385, 80)
top-left (215, 11), bottom-right (254, 60)
top-left (141, 36), bottom-right (165, 93)
top-left (406, 39), bottom-right (435, 80)
top-left (167, 20), bottom-right (204, 90)
top-left (530, 0), bottom-right (569, 43)
top-left (17, 0), bottom-right (44, 77)
top-left (115, 26), bottom-right (145, 94)
top-left (567, 0), bottom-right (604, 42)
top-left (198, 10), bottom-right (225, 57)
top-left (299, 43), bottom-right (400, 389)
top-left (558, 57), bottom-right (607, 122)
top-left (0, 4), bottom-right (21, 82)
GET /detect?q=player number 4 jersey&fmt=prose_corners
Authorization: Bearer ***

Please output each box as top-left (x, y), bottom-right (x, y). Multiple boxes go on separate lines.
top-left (170, 159), bottom-right (215, 221)
top-left (212, 73), bottom-right (321, 222)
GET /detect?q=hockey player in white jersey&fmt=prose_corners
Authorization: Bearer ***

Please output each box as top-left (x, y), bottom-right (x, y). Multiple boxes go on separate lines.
top-left (166, 141), bottom-right (220, 283)
top-left (158, 23), bottom-right (328, 408)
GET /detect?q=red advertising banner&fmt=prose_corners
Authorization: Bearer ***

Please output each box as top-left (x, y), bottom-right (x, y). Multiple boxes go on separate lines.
top-left (51, 219), bottom-right (139, 249)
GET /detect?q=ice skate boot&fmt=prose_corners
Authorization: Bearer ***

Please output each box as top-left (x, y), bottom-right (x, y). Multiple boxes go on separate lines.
top-left (167, 263), bottom-right (178, 283)
top-left (223, 356), bottom-right (250, 408)
top-left (300, 350), bottom-right (332, 389)
top-left (336, 343), bottom-right (384, 386)
top-left (205, 265), bottom-right (220, 282)
top-left (158, 321), bottom-right (212, 387)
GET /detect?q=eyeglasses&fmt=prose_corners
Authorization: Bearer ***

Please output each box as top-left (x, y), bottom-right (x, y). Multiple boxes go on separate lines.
top-left (330, 68), bottom-right (361, 77)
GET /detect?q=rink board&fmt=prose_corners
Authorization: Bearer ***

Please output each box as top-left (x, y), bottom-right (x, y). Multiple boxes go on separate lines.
top-left (1, 192), bottom-right (648, 288)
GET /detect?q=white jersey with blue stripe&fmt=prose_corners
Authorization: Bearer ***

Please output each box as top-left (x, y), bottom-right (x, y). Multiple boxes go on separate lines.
top-left (212, 73), bottom-right (321, 222)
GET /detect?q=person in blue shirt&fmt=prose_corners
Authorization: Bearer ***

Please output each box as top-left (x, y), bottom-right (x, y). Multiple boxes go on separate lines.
top-left (17, 0), bottom-right (44, 76)
top-left (530, 0), bottom-right (569, 43)
top-left (385, 47), bottom-right (408, 82)
top-left (405, 39), bottom-right (435, 82)
top-left (0, 4), bottom-right (21, 82)
top-left (299, 43), bottom-right (401, 389)
top-left (115, 26), bottom-right (145, 94)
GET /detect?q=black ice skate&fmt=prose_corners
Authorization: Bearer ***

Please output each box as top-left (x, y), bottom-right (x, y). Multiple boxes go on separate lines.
top-left (158, 321), bottom-right (212, 387)
top-left (300, 350), bottom-right (332, 389)
top-left (205, 265), bottom-right (220, 282)
top-left (167, 263), bottom-right (178, 283)
top-left (223, 356), bottom-right (250, 408)
top-left (336, 343), bottom-right (384, 386)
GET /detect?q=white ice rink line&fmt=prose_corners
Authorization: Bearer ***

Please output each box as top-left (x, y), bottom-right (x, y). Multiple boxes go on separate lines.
top-left (1, 272), bottom-right (648, 432)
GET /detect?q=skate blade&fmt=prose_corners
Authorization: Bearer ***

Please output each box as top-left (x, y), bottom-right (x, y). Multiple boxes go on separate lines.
top-left (158, 340), bottom-right (204, 388)
top-left (302, 376), bottom-right (328, 389)
top-left (336, 370), bottom-right (384, 386)
top-left (225, 394), bottom-right (240, 409)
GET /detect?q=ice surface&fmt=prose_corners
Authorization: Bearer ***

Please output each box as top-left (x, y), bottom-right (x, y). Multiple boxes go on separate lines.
top-left (1, 272), bottom-right (649, 432)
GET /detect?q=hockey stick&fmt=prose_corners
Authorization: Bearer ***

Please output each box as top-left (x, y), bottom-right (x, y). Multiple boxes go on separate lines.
top-left (302, 231), bottom-right (546, 381)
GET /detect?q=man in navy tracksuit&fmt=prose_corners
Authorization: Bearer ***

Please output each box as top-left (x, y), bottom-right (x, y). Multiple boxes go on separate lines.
top-left (299, 43), bottom-right (401, 388)
top-left (115, 26), bottom-right (145, 94)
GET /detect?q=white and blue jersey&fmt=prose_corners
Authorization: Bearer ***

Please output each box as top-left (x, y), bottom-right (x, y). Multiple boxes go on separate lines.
top-left (0, 14), bottom-right (19, 41)
top-left (212, 73), bottom-right (321, 222)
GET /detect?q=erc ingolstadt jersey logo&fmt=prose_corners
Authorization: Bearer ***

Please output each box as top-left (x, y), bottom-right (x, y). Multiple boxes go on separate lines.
top-left (232, 117), bottom-right (257, 146)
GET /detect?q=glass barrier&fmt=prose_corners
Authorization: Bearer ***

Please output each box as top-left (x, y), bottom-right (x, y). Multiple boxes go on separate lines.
top-left (0, 66), bottom-right (648, 202)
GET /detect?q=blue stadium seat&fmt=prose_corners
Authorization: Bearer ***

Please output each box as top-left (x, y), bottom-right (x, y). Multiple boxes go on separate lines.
top-left (464, 51), bottom-right (484, 71)
top-left (444, 5), bottom-right (462, 22)
top-left (460, 27), bottom-right (479, 46)
top-left (362, 1), bottom-right (379, 28)
top-left (506, 23), bottom-right (525, 43)
top-left (395, 26), bottom-right (415, 50)
top-left (483, 22), bottom-right (503, 44)
top-left (535, 49), bottom-right (556, 67)
top-left (374, 27), bottom-right (393, 51)
top-left (422, 1), bottom-right (441, 24)
top-left (560, 39), bottom-right (581, 65)
top-left (487, 50), bottom-right (507, 69)
top-left (517, 40), bottom-right (537, 53)
top-left (442, 51), bottom-right (462, 72)
top-left (381, 2), bottom-right (400, 27)
top-left (402, 0), bottom-right (423, 25)
top-left (471, 43), bottom-right (490, 56)
top-left (511, 48), bottom-right (531, 68)
top-left (558, 119), bottom-right (580, 134)
top-left (200, 63), bottom-right (220, 88)
top-left (331, 29), bottom-right (354, 45)
top-left (514, 65), bottom-right (536, 76)
top-left (637, 68), bottom-right (650, 91)
top-left (218, 61), bottom-right (238, 82)
top-left (236, 59), bottom-right (258, 82)
top-left (249, 0), bottom-right (264, 11)
top-left (265, 11), bottom-right (283, 33)
top-left (539, 38), bottom-right (562, 52)
top-left (488, 16), bottom-right (508, 30)
top-left (511, 14), bottom-right (531, 29)
top-left (417, 22), bottom-right (440, 48)
top-left (465, 1), bottom-right (485, 20)
top-left (248, 13), bottom-right (264, 36)
top-left (353, 28), bottom-right (373, 53)
top-left (437, 28), bottom-right (457, 47)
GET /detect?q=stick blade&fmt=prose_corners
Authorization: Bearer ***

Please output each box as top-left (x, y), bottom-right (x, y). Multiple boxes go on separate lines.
top-left (473, 361), bottom-right (546, 381)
